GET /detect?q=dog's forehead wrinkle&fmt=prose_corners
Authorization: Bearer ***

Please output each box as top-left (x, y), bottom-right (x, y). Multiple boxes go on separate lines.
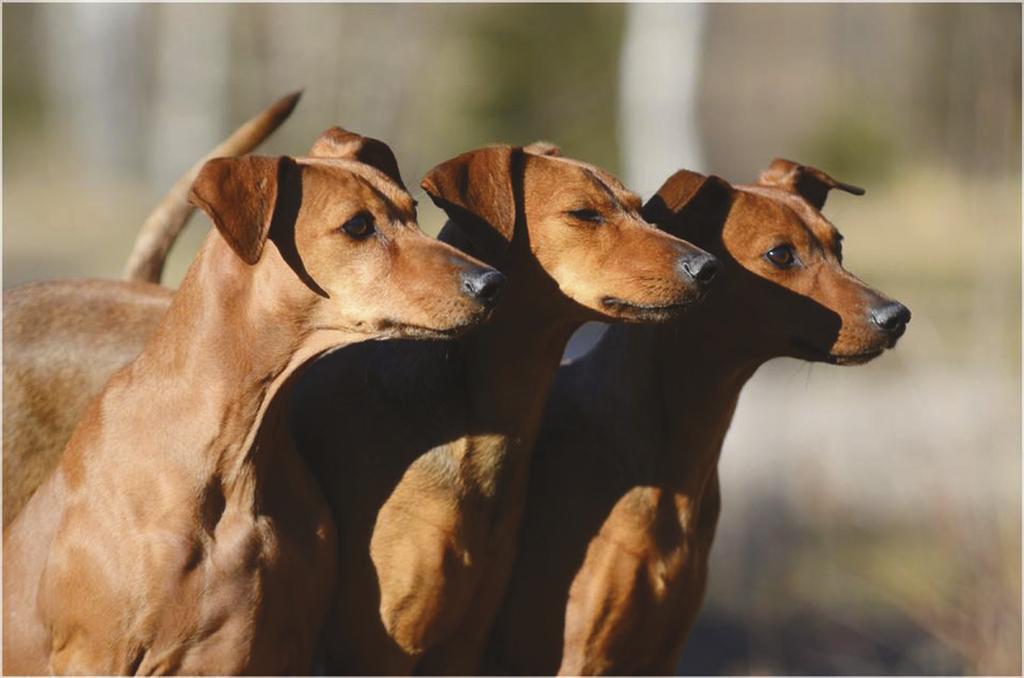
top-left (579, 168), bottom-right (633, 212)
top-left (298, 156), bottom-right (415, 217)
top-left (739, 183), bottom-right (817, 218)
top-left (526, 155), bottom-right (637, 214)
top-left (622, 192), bottom-right (643, 213)
top-left (737, 188), bottom-right (827, 250)
top-left (800, 212), bottom-right (841, 252)
top-left (304, 162), bottom-right (415, 224)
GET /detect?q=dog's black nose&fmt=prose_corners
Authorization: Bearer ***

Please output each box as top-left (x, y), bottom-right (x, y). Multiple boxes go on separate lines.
top-left (871, 301), bottom-right (911, 335)
top-left (462, 268), bottom-right (506, 308)
top-left (680, 251), bottom-right (719, 287)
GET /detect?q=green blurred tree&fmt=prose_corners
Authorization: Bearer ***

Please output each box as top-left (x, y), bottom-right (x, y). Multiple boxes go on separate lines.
top-left (456, 4), bottom-right (626, 173)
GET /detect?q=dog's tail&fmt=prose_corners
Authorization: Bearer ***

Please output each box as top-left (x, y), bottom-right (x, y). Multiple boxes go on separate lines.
top-left (121, 90), bottom-right (302, 284)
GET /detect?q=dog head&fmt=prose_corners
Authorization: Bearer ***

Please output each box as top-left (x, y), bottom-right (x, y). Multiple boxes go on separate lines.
top-left (644, 159), bottom-right (909, 365)
top-left (187, 127), bottom-right (504, 339)
top-left (420, 143), bottom-right (716, 323)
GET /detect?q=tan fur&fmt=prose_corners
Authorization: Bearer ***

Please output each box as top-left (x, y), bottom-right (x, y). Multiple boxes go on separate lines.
top-left (2, 130), bottom-right (500, 674)
top-left (288, 144), bottom-right (718, 674)
top-left (3, 280), bottom-right (172, 528)
top-left (485, 161), bottom-right (911, 675)
top-left (2, 93), bottom-right (301, 527)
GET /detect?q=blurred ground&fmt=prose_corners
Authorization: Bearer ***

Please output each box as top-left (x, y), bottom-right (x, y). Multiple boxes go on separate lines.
top-left (3, 4), bottom-right (1020, 675)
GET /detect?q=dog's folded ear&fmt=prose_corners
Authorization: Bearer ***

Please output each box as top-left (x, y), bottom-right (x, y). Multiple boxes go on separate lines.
top-left (309, 127), bottom-right (406, 190)
top-left (421, 146), bottom-right (522, 257)
top-left (757, 158), bottom-right (864, 210)
top-left (642, 170), bottom-right (734, 243)
top-left (523, 141), bottom-right (562, 157)
top-left (189, 155), bottom-right (293, 265)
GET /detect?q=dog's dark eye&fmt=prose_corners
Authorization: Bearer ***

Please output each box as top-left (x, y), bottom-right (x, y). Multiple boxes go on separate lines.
top-left (765, 245), bottom-right (796, 269)
top-left (568, 208), bottom-right (603, 224)
top-left (341, 213), bottom-right (375, 239)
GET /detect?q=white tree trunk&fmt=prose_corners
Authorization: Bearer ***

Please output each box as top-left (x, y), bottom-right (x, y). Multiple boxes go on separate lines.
top-left (565, 5), bottom-right (708, 363)
top-left (618, 3), bottom-right (707, 193)
top-left (42, 4), bottom-right (146, 176)
top-left (148, 4), bottom-right (231, 186)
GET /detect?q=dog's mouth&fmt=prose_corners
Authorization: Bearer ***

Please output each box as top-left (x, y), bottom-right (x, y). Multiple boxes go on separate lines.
top-left (791, 339), bottom-right (885, 366)
top-left (388, 325), bottom-right (470, 340)
top-left (600, 296), bottom-right (696, 322)
top-left (375, 312), bottom-right (493, 341)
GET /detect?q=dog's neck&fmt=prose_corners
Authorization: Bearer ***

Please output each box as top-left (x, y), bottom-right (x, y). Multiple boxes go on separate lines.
top-left (584, 305), bottom-right (766, 496)
top-left (130, 232), bottom-right (346, 495)
top-left (467, 298), bottom-right (578, 422)
top-left (438, 218), bottom-right (580, 442)
top-left (454, 261), bottom-right (584, 497)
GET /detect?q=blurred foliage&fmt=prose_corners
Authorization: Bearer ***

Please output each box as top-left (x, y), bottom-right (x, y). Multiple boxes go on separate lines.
top-left (918, 4), bottom-right (1022, 176)
top-left (698, 3), bottom-right (1020, 182)
top-left (458, 3), bottom-right (625, 172)
top-left (799, 104), bottom-right (899, 184)
top-left (2, 5), bottom-right (46, 148)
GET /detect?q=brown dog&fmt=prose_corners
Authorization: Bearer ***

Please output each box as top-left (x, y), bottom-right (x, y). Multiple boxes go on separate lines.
top-left (2, 129), bottom-right (503, 674)
top-left (287, 143), bottom-right (718, 674)
top-left (484, 160), bottom-right (911, 675)
top-left (2, 92), bottom-right (302, 528)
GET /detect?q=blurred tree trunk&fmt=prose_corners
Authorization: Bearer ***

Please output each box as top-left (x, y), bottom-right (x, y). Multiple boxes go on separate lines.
top-left (565, 4), bottom-right (708, 363)
top-left (147, 4), bottom-right (231, 187)
top-left (617, 3), bottom-right (707, 194)
top-left (260, 4), bottom-right (432, 153)
top-left (42, 4), bottom-right (151, 178)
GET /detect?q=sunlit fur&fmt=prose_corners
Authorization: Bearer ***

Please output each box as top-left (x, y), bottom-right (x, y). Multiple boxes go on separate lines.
top-left (1, 129), bottom-right (499, 674)
top-left (485, 163), bottom-right (910, 675)
top-left (289, 143), bottom-right (715, 674)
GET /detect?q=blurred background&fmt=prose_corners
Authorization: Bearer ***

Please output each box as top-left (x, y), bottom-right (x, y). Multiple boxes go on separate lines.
top-left (3, 3), bottom-right (1020, 674)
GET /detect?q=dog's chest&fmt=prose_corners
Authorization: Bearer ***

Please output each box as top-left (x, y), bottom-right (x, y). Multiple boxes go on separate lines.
top-left (120, 508), bottom-right (263, 670)
top-left (133, 497), bottom-right (330, 674)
